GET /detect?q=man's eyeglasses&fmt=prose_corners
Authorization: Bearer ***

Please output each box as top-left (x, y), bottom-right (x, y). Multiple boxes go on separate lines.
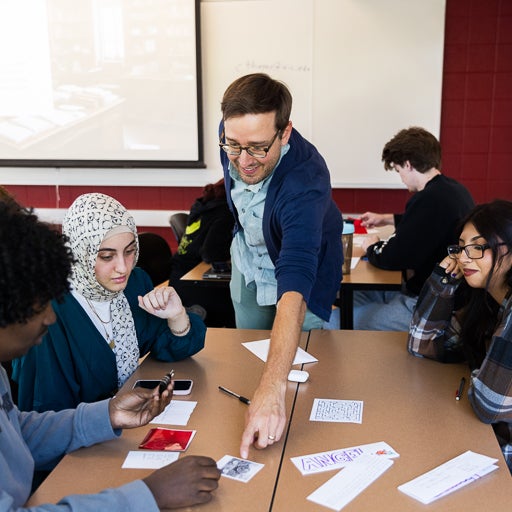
top-left (219, 130), bottom-right (280, 159)
top-left (447, 243), bottom-right (490, 260)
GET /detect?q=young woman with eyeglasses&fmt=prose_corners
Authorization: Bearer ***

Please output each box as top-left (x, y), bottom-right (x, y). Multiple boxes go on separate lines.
top-left (408, 199), bottom-right (512, 473)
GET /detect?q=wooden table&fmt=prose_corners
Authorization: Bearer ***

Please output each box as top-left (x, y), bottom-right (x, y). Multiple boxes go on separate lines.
top-left (273, 329), bottom-right (512, 510)
top-left (27, 328), bottom-right (307, 511)
top-left (180, 261), bottom-right (230, 283)
top-left (28, 329), bottom-right (512, 511)
top-left (339, 228), bottom-right (402, 329)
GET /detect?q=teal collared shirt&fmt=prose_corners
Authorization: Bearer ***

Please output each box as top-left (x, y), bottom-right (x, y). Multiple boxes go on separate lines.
top-left (229, 145), bottom-right (289, 306)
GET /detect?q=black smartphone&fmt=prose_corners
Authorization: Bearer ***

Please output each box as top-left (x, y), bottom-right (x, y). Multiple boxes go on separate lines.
top-left (173, 379), bottom-right (194, 395)
top-left (133, 369), bottom-right (174, 394)
top-left (133, 379), bottom-right (161, 390)
top-left (133, 376), bottom-right (193, 395)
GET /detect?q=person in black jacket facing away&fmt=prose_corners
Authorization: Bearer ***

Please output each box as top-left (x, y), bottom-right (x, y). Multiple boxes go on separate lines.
top-left (169, 178), bottom-right (234, 286)
top-left (354, 126), bottom-right (475, 331)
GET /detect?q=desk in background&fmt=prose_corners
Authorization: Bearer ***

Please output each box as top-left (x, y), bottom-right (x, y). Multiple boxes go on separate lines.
top-left (171, 223), bottom-right (401, 330)
top-left (339, 226), bottom-right (401, 329)
top-left (339, 260), bottom-right (402, 329)
top-left (28, 329), bottom-right (511, 511)
top-left (175, 231), bottom-right (402, 331)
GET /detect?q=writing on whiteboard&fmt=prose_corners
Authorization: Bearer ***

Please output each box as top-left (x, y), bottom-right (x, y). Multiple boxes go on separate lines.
top-left (235, 59), bottom-right (311, 74)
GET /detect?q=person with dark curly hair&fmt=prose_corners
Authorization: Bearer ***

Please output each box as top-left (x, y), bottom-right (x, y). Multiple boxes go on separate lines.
top-left (12, 193), bottom-right (206, 414)
top-left (0, 199), bottom-right (72, 330)
top-left (0, 197), bottom-right (221, 511)
top-left (408, 199), bottom-right (512, 473)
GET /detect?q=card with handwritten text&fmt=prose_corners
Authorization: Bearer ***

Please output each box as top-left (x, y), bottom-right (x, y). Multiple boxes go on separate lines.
top-left (291, 441), bottom-right (399, 475)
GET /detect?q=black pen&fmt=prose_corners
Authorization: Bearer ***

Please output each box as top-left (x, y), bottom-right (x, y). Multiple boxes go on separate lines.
top-left (218, 385), bottom-right (251, 405)
top-left (159, 369), bottom-right (174, 394)
top-left (455, 377), bottom-right (466, 401)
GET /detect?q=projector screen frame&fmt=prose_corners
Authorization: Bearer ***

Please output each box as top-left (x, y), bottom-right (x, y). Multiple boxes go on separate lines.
top-left (0, 0), bottom-right (204, 170)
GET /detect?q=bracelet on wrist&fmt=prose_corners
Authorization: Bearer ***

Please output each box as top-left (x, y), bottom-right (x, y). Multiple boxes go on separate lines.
top-left (170, 318), bottom-right (191, 336)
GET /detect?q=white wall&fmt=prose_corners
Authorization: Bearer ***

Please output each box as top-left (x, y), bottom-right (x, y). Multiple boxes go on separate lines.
top-left (35, 207), bottom-right (187, 227)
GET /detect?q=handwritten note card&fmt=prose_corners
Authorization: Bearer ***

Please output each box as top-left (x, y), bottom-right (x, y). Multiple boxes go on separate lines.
top-left (398, 450), bottom-right (498, 504)
top-left (291, 441), bottom-right (399, 475)
top-left (307, 455), bottom-right (394, 511)
top-left (310, 398), bottom-right (363, 423)
top-left (122, 450), bottom-right (179, 469)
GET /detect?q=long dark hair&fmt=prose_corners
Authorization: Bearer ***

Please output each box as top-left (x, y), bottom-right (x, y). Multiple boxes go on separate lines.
top-left (459, 200), bottom-right (512, 368)
top-left (202, 178), bottom-right (226, 203)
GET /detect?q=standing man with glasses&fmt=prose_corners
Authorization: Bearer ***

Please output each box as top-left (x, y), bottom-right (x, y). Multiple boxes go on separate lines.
top-left (356, 126), bottom-right (475, 331)
top-left (219, 73), bottom-right (343, 458)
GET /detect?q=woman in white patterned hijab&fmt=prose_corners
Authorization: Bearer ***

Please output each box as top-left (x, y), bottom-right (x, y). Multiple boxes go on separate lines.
top-left (12, 193), bottom-right (206, 413)
top-left (64, 192), bottom-right (138, 300)
top-left (63, 193), bottom-right (142, 385)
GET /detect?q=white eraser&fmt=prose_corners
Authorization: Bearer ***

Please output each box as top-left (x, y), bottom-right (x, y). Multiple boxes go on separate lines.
top-left (288, 370), bottom-right (309, 383)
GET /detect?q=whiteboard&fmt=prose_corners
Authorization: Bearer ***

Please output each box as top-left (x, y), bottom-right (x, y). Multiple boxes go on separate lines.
top-left (201, 0), bottom-right (446, 188)
top-left (201, 0), bottom-right (314, 177)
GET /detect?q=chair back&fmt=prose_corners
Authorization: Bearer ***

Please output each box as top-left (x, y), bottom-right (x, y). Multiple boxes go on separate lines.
top-left (169, 212), bottom-right (189, 243)
top-left (137, 232), bottom-right (173, 286)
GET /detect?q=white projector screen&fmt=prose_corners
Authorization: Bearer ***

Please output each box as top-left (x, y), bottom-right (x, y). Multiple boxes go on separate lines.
top-left (0, 0), bottom-right (203, 168)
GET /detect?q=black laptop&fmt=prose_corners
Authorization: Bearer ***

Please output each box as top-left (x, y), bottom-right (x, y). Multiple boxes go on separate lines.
top-left (202, 261), bottom-right (232, 280)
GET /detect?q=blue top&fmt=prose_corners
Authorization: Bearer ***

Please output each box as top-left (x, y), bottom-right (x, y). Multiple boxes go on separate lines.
top-left (221, 124), bottom-right (344, 321)
top-left (13, 267), bottom-right (206, 412)
top-left (0, 366), bottom-right (158, 511)
top-left (230, 151), bottom-right (279, 306)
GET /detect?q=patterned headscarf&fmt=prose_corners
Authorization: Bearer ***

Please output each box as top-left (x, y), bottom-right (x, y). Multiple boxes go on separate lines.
top-left (63, 193), bottom-right (140, 386)
top-left (63, 193), bottom-right (139, 300)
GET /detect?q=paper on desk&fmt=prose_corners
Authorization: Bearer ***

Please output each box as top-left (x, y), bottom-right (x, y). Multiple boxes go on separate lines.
top-left (150, 400), bottom-right (197, 426)
top-left (353, 235), bottom-right (366, 247)
top-left (242, 339), bottom-right (318, 365)
top-left (351, 257), bottom-right (360, 269)
top-left (291, 441), bottom-right (399, 475)
top-left (397, 450), bottom-right (499, 504)
top-left (310, 398), bottom-right (363, 423)
top-left (217, 455), bottom-right (265, 483)
top-left (307, 455), bottom-right (394, 511)
top-left (122, 450), bottom-right (179, 469)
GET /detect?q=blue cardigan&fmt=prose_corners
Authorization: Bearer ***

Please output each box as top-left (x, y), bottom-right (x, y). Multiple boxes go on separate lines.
top-left (13, 268), bottom-right (206, 412)
top-left (221, 125), bottom-right (343, 321)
